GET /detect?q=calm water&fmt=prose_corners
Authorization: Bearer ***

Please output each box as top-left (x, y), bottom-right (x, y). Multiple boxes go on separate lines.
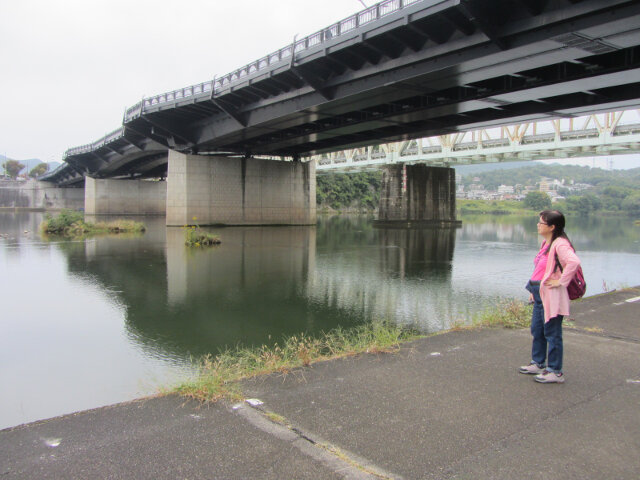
top-left (1, 212), bottom-right (639, 429)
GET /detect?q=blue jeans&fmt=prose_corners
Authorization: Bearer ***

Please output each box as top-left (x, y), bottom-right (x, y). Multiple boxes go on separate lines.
top-left (526, 280), bottom-right (563, 373)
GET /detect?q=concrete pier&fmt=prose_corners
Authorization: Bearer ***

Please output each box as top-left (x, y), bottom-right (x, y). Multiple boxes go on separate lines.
top-left (166, 151), bottom-right (316, 226)
top-left (377, 164), bottom-right (459, 226)
top-left (84, 177), bottom-right (166, 215)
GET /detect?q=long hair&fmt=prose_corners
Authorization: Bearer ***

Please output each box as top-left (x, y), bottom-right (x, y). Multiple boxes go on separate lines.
top-left (540, 210), bottom-right (574, 253)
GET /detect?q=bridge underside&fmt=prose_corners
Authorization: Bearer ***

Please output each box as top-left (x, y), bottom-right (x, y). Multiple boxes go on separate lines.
top-left (130, 0), bottom-right (640, 157)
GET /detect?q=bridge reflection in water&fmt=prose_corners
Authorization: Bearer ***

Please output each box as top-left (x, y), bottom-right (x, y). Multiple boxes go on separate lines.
top-left (308, 221), bottom-right (458, 333)
top-left (56, 217), bottom-right (463, 362)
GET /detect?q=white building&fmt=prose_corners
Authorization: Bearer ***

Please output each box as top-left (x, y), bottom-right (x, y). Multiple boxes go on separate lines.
top-left (497, 185), bottom-right (514, 194)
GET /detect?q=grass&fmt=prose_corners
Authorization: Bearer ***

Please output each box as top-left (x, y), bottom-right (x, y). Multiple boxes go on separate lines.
top-left (173, 321), bottom-right (422, 403)
top-left (183, 217), bottom-right (221, 247)
top-left (183, 225), bottom-right (221, 247)
top-left (264, 411), bottom-right (287, 425)
top-left (457, 199), bottom-right (534, 215)
top-left (40, 210), bottom-right (146, 238)
top-left (451, 299), bottom-right (532, 330)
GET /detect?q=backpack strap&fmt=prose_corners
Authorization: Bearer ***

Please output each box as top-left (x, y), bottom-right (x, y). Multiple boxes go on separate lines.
top-left (554, 252), bottom-right (563, 273)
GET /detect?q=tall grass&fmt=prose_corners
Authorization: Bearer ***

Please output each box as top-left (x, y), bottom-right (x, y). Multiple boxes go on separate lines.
top-left (173, 322), bottom-right (422, 403)
top-left (464, 300), bottom-right (532, 329)
top-left (183, 217), bottom-right (221, 246)
top-left (183, 225), bottom-right (221, 246)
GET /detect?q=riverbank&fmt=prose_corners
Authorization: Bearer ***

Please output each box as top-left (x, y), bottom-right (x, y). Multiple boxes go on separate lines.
top-left (2, 287), bottom-right (638, 479)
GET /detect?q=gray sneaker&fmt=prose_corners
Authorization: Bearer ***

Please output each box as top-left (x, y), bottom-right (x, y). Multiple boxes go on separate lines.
top-left (519, 362), bottom-right (544, 375)
top-left (534, 370), bottom-right (565, 384)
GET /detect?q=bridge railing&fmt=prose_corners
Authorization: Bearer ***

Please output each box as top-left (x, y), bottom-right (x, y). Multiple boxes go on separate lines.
top-left (64, 127), bottom-right (125, 159)
top-left (314, 111), bottom-right (640, 170)
top-left (123, 0), bottom-right (424, 121)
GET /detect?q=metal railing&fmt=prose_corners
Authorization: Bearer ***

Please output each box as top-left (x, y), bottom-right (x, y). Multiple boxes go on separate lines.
top-left (123, 0), bottom-right (425, 122)
top-left (314, 111), bottom-right (640, 170)
top-left (64, 127), bottom-right (125, 158)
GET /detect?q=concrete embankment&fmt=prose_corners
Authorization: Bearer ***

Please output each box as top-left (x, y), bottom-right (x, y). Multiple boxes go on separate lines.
top-left (0, 179), bottom-right (83, 211)
top-left (2, 287), bottom-right (639, 479)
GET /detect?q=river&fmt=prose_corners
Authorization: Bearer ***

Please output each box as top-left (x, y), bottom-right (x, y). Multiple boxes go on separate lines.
top-left (1, 211), bottom-right (639, 429)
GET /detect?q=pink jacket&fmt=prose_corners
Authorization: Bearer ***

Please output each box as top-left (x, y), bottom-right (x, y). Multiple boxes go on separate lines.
top-left (540, 237), bottom-right (581, 323)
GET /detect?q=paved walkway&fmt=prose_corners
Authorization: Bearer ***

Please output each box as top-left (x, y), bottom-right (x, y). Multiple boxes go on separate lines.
top-left (2, 287), bottom-right (639, 479)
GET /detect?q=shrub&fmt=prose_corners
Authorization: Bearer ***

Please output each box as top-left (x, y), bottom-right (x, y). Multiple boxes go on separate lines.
top-left (183, 217), bottom-right (221, 247)
top-left (41, 211), bottom-right (145, 237)
top-left (41, 210), bottom-right (85, 234)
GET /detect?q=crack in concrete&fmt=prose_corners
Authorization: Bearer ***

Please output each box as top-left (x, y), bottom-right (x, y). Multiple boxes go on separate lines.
top-left (232, 401), bottom-right (403, 480)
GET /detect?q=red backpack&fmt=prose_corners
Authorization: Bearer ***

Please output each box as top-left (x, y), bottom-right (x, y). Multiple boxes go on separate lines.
top-left (555, 253), bottom-right (586, 300)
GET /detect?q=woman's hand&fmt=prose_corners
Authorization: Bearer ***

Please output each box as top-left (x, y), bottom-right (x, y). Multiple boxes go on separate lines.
top-left (529, 293), bottom-right (534, 303)
top-left (545, 279), bottom-right (561, 288)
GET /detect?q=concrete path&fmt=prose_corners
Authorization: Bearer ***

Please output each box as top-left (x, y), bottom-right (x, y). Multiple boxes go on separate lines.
top-left (2, 288), bottom-right (639, 479)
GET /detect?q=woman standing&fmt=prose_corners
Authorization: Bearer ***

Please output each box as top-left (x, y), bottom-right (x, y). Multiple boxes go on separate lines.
top-left (520, 210), bottom-right (581, 384)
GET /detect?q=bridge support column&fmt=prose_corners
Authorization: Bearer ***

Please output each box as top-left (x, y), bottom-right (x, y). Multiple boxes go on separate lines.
top-left (85, 177), bottom-right (166, 215)
top-left (377, 165), bottom-right (460, 226)
top-left (166, 151), bottom-right (316, 226)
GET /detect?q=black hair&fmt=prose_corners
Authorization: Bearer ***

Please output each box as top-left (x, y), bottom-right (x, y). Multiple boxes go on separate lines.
top-left (540, 210), bottom-right (574, 253)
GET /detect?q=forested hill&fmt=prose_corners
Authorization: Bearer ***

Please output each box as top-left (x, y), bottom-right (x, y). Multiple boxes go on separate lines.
top-left (460, 164), bottom-right (640, 190)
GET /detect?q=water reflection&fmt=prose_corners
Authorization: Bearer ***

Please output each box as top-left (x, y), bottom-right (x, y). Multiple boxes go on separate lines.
top-left (308, 217), bottom-right (460, 332)
top-left (460, 214), bottom-right (640, 253)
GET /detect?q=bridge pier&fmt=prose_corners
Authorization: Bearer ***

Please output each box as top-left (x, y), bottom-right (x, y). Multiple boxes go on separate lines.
top-left (84, 177), bottom-right (166, 215)
top-left (166, 151), bottom-right (316, 226)
top-left (377, 165), bottom-right (459, 226)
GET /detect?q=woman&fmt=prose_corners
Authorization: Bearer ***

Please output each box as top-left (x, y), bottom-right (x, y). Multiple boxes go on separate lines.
top-left (520, 210), bottom-right (581, 384)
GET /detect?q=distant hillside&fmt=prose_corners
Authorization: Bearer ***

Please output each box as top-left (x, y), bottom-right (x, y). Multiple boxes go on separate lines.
top-left (460, 164), bottom-right (640, 190)
top-left (1, 154), bottom-right (60, 175)
top-left (454, 160), bottom-right (544, 175)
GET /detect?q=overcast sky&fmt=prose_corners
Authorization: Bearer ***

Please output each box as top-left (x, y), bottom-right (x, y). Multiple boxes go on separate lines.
top-left (0, 0), bottom-right (369, 162)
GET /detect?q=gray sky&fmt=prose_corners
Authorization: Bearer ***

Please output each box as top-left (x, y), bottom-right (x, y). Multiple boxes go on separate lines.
top-left (0, 0), bottom-right (367, 162)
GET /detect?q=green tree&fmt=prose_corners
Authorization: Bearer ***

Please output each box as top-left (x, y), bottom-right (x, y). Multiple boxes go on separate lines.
top-left (2, 160), bottom-right (25, 179)
top-left (316, 171), bottom-right (381, 210)
top-left (621, 193), bottom-right (640, 216)
top-left (29, 162), bottom-right (49, 178)
top-left (566, 194), bottom-right (601, 216)
top-left (523, 191), bottom-right (551, 211)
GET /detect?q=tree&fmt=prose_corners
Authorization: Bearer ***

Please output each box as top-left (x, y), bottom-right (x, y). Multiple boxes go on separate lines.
top-left (2, 160), bottom-right (25, 179)
top-left (566, 194), bottom-right (601, 216)
top-left (523, 191), bottom-right (551, 211)
top-left (621, 193), bottom-right (640, 216)
top-left (29, 162), bottom-right (49, 178)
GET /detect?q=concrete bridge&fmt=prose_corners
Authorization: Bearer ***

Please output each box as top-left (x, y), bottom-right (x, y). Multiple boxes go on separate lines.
top-left (39, 0), bottom-right (640, 225)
